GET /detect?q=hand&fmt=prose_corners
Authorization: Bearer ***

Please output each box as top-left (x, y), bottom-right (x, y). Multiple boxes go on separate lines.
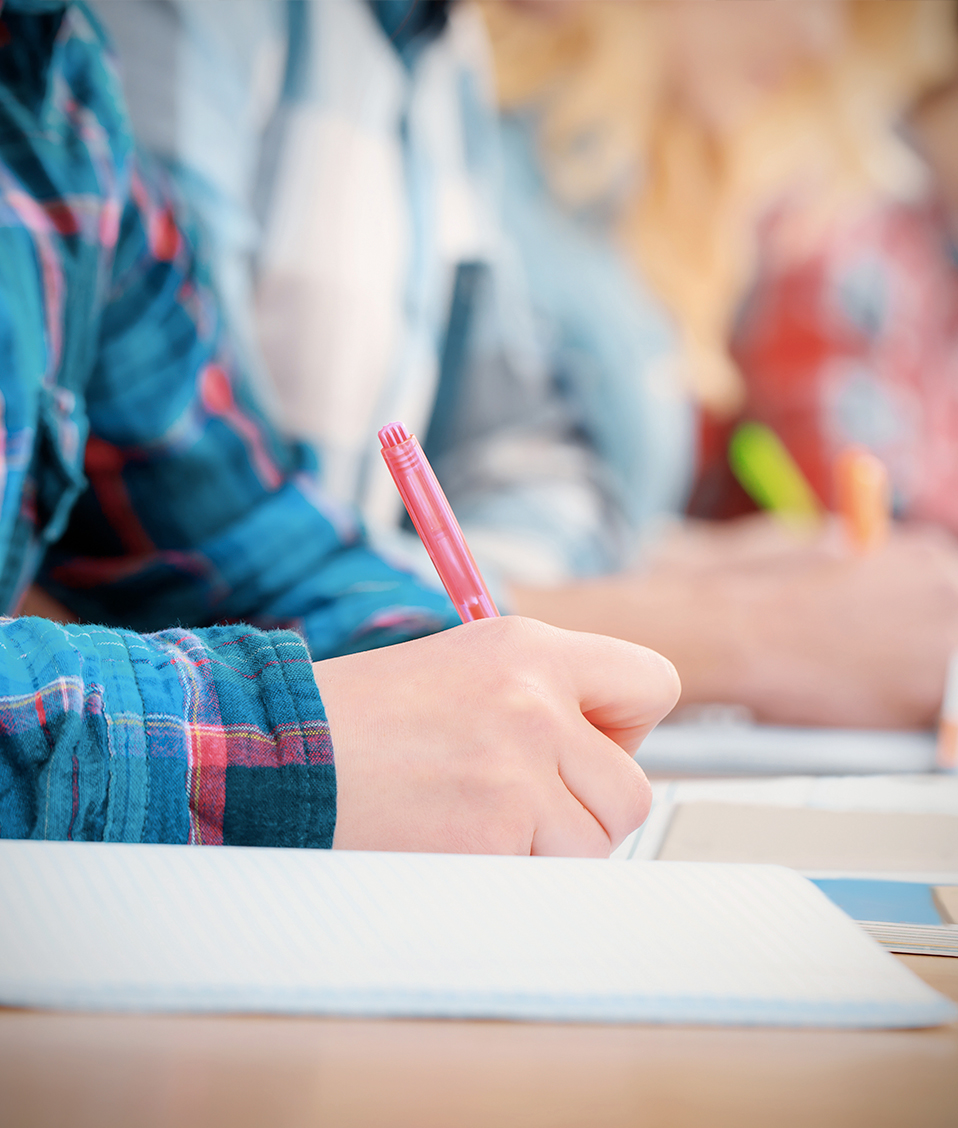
top-left (16, 585), bottom-right (77, 623)
top-left (732, 524), bottom-right (958, 727)
top-left (314, 616), bottom-right (679, 856)
top-left (644, 513), bottom-right (829, 574)
top-left (512, 522), bottom-right (958, 728)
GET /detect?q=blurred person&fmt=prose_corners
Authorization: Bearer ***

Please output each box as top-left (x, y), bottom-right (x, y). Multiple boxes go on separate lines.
top-left (486, 0), bottom-right (955, 412)
top-left (99, 0), bottom-right (958, 729)
top-left (95, 0), bottom-right (682, 588)
top-left (912, 67), bottom-right (958, 242)
top-left (720, 36), bottom-right (958, 534)
top-left (0, 0), bottom-right (680, 855)
top-left (487, 0), bottom-right (958, 526)
top-left (484, 0), bottom-right (958, 726)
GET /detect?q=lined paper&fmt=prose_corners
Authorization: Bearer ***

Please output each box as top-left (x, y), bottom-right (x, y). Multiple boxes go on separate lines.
top-left (0, 841), bottom-right (953, 1028)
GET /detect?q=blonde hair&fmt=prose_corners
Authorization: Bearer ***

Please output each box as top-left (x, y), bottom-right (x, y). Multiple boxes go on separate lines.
top-left (482, 0), bottom-right (958, 413)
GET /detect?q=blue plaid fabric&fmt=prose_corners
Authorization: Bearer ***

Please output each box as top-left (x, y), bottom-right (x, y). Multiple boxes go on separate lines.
top-left (0, 0), bottom-right (458, 845)
top-left (98, 0), bottom-right (670, 593)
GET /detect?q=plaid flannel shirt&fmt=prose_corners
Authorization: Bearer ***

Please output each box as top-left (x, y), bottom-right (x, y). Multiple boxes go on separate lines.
top-left (0, 0), bottom-right (457, 846)
top-left (98, 0), bottom-right (687, 593)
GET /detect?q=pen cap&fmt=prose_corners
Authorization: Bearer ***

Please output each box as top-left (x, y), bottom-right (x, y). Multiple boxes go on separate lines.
top-left (834, 447), bottom-right (891, 553)
top-left (379, 423), bottom-right (499, 622)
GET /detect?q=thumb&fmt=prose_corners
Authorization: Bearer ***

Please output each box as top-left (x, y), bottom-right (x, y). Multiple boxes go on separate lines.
top-left (560, 629), bottom-right (681, 754)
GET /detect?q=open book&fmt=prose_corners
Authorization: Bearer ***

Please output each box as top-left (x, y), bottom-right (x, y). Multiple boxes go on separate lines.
top-left (0, 841), bottom-right (953, 1028)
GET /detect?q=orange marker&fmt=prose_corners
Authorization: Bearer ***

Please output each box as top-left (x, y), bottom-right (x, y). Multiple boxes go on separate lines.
top-left (834, 447), bottom-right (891, 553)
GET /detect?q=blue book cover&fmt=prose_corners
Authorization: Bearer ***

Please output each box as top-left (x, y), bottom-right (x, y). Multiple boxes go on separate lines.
top-left (810, 879), bottom-right (947, 925)
top-left (810, 878), bottom-right (958, 957)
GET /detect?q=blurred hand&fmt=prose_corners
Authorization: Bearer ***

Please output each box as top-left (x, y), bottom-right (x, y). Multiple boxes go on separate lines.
top-left (16, 585), bottom-right (77, 623)
top-left (733, 524), bottom-right (958, 727)
top-left (316, 616), bottom-right (679, 855)
top-left (645, 513), bottom-right (828, 574)
top-left (512, 522), bottom-right (958, 729)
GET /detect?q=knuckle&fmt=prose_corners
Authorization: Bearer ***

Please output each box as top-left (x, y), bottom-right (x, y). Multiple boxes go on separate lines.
top-left (504, 699), bottom-right (571, 769)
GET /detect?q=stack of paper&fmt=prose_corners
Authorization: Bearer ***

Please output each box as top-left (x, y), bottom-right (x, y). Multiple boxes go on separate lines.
top-left (810, 879), bottom-right (958, 957)
top-left (0, 841), bottom-right (953, 1029)
top-left (613, 775), bottom-right (958, 957)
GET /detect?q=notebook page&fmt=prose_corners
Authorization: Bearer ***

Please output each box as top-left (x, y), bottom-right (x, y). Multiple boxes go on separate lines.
top-left (0, 842), bottom-right (953, 1028)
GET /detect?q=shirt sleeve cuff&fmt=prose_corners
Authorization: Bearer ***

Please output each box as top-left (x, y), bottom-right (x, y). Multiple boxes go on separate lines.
top-left (190, 626), bottom-right (337, 849)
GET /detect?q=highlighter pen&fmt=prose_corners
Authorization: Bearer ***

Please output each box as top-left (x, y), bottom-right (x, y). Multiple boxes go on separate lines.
top-left (728, 422), bottom-right (821, 521)
top-left (379, 422), bottom-right (499, 623)
top-left (834, 446), bottom-right (891, 553)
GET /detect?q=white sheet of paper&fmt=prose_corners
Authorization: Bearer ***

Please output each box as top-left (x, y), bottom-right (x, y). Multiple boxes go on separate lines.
top-left (638, 723), bottom-right (936, 776)
top-left (656, 804), bottom-right (958, 871)
top-left (0, 841), bottom-right (952, 1028)
top-left (616, 773), bottom-right (958, 870)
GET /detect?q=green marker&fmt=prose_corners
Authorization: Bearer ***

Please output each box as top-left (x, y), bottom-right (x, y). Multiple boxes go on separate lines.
top-left (728, 422), bottom-right (821, 519)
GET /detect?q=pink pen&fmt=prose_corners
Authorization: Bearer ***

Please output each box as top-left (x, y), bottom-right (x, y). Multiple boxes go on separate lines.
top-left (379, 422), bottom-right (499, 623)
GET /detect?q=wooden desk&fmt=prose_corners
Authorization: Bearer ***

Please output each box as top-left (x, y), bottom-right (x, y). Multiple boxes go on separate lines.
top-left (2, 955), bottom-right (955, 1128)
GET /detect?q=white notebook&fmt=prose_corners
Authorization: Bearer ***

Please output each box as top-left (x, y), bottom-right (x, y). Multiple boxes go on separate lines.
top-left (0, 841), bottom-right (953, 1028)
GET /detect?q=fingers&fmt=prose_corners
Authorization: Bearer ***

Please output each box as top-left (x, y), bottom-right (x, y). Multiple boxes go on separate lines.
top-left (557, 726), bottom-right (653, 850)
top-left (321, 616), bottom-right (677, 858)
top-left (557, 628), bottom-right (681, 755)
top-left (530, 775), bottom-right (612, 857)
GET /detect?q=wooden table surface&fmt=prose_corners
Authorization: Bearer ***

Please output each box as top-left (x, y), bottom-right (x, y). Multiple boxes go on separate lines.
top-left (2, 954), bottom-right (956, 1128)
